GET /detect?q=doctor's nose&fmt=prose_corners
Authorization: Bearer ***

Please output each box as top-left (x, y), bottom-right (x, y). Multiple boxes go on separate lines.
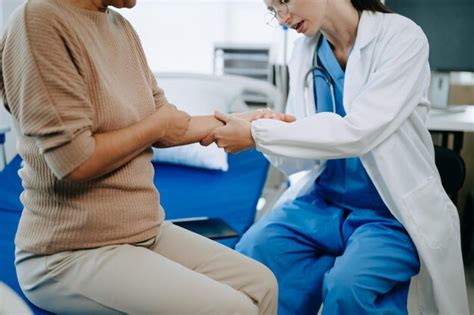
top-left (278, 14), bottom-right (291, 26)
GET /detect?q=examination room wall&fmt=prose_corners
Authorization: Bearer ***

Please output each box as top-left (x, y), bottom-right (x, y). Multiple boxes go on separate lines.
top-left (118, 0), bottom-right (301, 73)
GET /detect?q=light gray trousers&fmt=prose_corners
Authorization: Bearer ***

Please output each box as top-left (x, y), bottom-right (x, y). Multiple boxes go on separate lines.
top-left (15, 222), bottom-right (278, 315)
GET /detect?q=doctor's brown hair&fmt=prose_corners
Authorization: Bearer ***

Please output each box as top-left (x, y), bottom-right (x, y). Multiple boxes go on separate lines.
top-left (350, 0), bottom-right (392, 13)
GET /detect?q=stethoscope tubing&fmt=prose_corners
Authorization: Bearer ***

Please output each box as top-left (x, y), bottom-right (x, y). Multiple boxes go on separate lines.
top-left (303, 65), bottom-right (337, 114)
top-left (303, 34), bottom-right (337, 114)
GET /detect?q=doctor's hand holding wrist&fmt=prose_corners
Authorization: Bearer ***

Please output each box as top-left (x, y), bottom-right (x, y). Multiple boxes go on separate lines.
top-left (201, 110), bottom-right (295, 153)
top-left (201, 111), bottom-right (255, 153)
top-left (234, 108), bottom-right (296, 123)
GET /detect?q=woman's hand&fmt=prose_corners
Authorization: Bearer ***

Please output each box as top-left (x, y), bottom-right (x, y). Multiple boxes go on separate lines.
top-left (153, 105), bottom-right (191, 147)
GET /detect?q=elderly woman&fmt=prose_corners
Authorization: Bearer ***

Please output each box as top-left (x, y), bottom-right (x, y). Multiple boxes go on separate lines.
top-left (0, 0), bottom-right (280, 313)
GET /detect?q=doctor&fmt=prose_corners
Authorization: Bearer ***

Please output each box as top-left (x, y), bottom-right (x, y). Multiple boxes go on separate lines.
top-left (204, 0), bottom-right (469, 314)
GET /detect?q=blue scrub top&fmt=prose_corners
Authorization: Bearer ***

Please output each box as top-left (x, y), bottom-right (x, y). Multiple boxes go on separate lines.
top-left (313, 37), bottom-right (388, 212)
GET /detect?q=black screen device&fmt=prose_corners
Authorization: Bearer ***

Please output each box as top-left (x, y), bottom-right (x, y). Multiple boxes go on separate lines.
top-left (385, 0), bottom-right (474, 72)
top-left (171, 218), bottom-right (239, 240)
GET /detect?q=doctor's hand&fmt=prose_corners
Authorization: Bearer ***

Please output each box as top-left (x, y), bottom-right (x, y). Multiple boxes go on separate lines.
top-left (235, 109), bottom-right (296, 123)
top-left (200, 111), bottom-right (255, 153)
top-left (153, 105), bottom-right (191, 147)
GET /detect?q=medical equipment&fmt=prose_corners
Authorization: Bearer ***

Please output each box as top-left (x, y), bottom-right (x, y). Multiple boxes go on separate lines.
top-left (303, 35), bottom-right (337, 113)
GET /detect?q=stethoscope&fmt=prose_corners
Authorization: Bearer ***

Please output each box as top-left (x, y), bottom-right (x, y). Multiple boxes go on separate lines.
top-left (303, 34), bottom-right (337, 114)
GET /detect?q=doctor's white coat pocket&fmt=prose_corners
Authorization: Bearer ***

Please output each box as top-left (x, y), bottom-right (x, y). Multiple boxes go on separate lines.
top-left (402, 176), bottom-right (458, 249)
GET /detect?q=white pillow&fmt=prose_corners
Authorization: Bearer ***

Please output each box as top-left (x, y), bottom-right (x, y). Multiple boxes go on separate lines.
top-left (152, 143), bottom-right (228, 171)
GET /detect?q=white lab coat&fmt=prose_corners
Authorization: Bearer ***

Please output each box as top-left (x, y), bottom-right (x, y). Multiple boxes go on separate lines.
top-left (250, 11), bottom-right (469, 315)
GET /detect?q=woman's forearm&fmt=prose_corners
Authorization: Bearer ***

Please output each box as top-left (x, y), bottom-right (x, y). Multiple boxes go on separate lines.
top-left (154, 115), bottom-right (224, 147)
top-left (66, 114), bottom-right (165, 183)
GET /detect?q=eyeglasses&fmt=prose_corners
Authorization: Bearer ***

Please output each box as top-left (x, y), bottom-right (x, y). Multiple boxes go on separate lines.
top-left (265, 1), bottom-right (289, 28)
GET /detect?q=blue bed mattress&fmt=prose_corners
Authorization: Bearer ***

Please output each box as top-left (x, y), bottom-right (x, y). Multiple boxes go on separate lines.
top-left (0, 149), bottom-right (268, 313)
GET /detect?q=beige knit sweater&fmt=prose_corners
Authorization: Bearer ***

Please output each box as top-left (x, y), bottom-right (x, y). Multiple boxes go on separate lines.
top-left (1, 0), bottom-right (170, 254)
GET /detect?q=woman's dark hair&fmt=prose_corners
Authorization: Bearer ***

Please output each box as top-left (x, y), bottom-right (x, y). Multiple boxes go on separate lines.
top-left (350, 0), bottom-right (392, 13)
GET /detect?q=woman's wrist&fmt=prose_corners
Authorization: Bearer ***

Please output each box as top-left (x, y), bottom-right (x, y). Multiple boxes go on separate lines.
top-left (147, 112), bottom-right (168, 142)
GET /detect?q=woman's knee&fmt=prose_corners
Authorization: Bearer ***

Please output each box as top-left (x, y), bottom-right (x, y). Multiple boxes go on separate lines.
top-left (241, 258), bottom-right (278, 311)
top-left (249, 258), bottom-right (278, 293)
top-left (260, 263), bottom-right (279, 299)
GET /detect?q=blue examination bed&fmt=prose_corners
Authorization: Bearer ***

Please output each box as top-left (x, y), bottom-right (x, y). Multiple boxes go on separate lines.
top-left (0, 149), bottom-right (269, 314)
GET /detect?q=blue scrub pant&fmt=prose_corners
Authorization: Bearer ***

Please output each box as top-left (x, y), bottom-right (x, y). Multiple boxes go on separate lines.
top-left (236, 193), bottom-right (420, 315)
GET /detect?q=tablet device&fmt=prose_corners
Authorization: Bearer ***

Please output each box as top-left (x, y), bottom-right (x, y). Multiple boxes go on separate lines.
top-left (171, 217), bottom-right (239, 240)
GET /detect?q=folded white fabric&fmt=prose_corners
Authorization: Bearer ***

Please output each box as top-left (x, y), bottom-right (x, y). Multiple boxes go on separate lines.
top-left (151, 143), bottom-right (228, 171)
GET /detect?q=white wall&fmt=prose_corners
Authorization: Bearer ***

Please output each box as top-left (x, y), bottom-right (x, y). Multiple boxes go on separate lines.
top-left (117, 0), bottom-right (301, 73)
